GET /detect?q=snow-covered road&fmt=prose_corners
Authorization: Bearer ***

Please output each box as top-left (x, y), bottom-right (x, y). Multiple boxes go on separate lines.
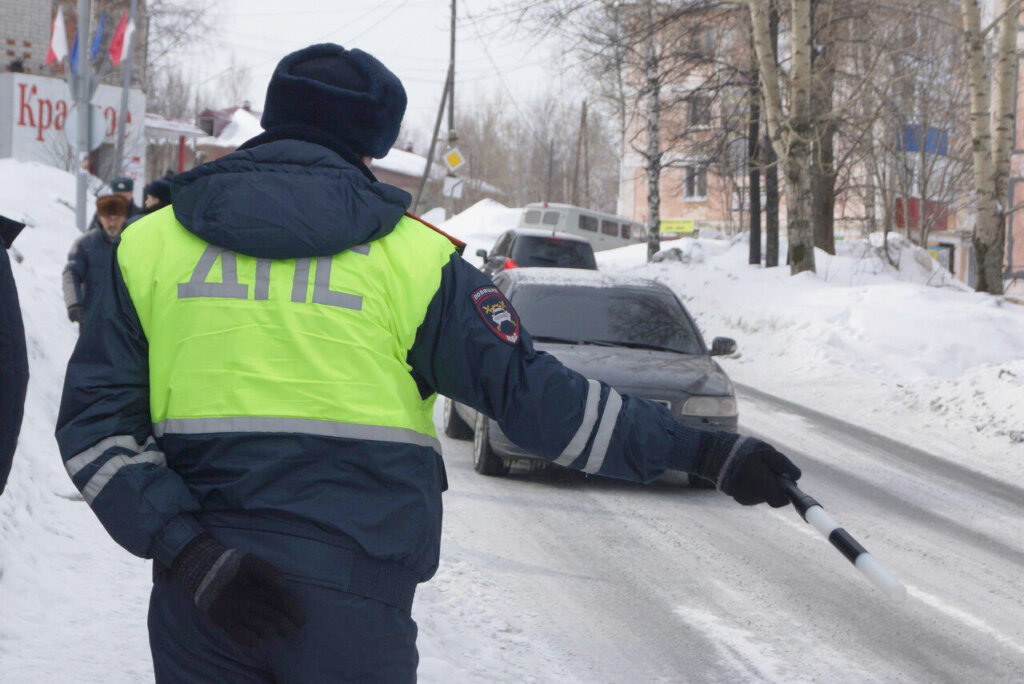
top-left (2, 385), bottom-right (1022, 682)
top-left (417, 390), bottom-right (1024, 683)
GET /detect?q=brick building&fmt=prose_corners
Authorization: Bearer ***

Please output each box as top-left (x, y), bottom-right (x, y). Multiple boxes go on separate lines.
top-left (0, 0), bottom-right (51, 74)
top-left (2, 1), bottom-right (148, 88)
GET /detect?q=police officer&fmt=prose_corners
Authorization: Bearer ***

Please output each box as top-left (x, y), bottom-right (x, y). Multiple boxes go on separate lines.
top-left (56, 44), bottom-right (801, 682)
top-left (1, 214), bottom-right (29, 496)
top-left (63, 194), bottom-right (130, 328)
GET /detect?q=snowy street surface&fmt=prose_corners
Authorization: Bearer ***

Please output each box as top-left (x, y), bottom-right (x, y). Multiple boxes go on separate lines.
top-left (2, 166), bottom-right (1023, 681)
top-left (416, 393), bottom-right (1024, 682)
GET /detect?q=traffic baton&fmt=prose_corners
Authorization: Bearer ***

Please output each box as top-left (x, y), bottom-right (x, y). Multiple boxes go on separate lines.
top-left (778, 476), bottom-right (906, 602)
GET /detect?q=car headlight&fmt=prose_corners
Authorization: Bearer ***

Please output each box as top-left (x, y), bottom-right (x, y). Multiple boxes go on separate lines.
top-left (681, 396), bottom-right (737, 417)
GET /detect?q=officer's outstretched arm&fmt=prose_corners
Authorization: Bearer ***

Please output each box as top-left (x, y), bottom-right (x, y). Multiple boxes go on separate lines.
top-left (55, 247), bottom-right (204, 566)
top-left (409, 254), bottom-right (705, 484)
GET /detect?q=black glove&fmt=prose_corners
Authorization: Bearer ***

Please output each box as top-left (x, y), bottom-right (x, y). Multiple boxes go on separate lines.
top-left (171, 534), bottom-right (306, 648)
top-left (67, 305), bottom-right (85, 324)
top-left (692, 432), bottom-right (801, 507)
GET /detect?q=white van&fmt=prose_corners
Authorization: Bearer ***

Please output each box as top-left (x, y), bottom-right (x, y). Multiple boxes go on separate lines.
top-left (516, 203), bottom-right (645, 252)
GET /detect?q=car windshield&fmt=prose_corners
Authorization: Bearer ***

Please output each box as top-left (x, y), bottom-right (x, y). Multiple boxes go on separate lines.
top-left (512, 285), bottom-right (703, 355)
top-left (511, 236), bottom-right (597, 269)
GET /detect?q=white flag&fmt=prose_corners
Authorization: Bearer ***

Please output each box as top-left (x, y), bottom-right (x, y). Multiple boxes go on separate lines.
top-left (46, 7), bottom-right (69, 65)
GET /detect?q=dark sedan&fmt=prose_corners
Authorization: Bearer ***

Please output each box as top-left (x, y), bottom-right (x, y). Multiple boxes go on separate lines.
top-left (442, 268), bottom-right (739, 480)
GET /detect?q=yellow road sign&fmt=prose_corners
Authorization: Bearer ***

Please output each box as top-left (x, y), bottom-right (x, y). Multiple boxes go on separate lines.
top-left (443, 148), bottom-right (466, 172)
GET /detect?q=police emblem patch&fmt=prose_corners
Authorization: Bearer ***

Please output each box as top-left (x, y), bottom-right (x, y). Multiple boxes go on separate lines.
top-left (471, 286), bottom-right (521, 344)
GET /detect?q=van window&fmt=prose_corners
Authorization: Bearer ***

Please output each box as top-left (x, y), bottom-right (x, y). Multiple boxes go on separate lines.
top-left (579, 215), bottom-right (598, 232)
top-left (601, 220), bottom-right (618, 236)
top-left (524, 210), bottom-right (541, 224)
top-left (542, 211), bottom-right (560, 226)
top-left (621, 224), bottom-right (631, 239)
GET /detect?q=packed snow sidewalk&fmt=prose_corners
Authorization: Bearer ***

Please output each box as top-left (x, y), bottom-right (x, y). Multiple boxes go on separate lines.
top-left (441, 199), bottom-right (1024, 485)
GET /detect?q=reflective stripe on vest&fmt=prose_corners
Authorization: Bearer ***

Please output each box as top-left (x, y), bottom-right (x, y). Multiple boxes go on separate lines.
top-left (116, 209), bottom-right (456, 447)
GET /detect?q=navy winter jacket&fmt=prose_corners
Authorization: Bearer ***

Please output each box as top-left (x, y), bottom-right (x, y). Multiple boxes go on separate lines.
top-left (62, 228), bottom-right (117, 312)
top-left (55, 137), bottom-right (706, 584)
top-left (1, 216), bottom-right (29, 495)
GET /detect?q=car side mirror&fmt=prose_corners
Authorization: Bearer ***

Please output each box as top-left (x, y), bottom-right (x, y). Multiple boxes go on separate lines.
top-left (476, 248), bottom-right (488, 261)
top-left (710, 337), bottom-right (737, 356)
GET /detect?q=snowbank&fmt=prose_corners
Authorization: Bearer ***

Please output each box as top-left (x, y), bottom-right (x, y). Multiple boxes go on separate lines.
top-left (598, 233), bottom-right (1024, 482)
top-left (441, 199), bottom-right (522, 263)
top-left (0, 159), bottom-right (156, 680)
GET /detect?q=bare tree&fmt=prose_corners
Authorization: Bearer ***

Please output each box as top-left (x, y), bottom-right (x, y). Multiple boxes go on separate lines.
top-left (961, 0), bottom-right (1020, 294)
top-left (749, 0), bottom-right (817, 274)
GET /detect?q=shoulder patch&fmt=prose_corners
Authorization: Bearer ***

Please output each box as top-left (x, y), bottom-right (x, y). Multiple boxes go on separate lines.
top-left (471, 286), bottom-right (521, 345)
top-left (405, 212), bottom-right (466, 255)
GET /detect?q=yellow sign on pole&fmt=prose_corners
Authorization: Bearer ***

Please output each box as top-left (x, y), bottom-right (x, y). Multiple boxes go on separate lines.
top-left (660, 219), bottom-right (696, 235)
top-left (443, 148), bottom-right (466, 172)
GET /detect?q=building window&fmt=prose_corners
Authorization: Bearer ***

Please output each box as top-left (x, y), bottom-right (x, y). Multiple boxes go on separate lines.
top-left (688, 28), bottom-right (714, 60)
top-left (684, 166), bottom-right (708, 200)
top-left (689, 96), bottom-right (712, 128)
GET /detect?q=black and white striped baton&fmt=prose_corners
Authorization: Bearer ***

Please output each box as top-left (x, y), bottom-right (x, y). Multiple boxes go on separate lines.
top-left (778, 476), bottom-right (906, 602)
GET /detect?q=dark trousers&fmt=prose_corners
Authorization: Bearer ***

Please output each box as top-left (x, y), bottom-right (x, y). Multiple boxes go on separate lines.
top-left (148, 524), bottom-right (419, 683)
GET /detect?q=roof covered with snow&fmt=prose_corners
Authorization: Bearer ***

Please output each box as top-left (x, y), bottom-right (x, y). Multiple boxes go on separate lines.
top-left (503, 267), bottom-right (664, 290)
top-left (196, 108), bottom-right (264, 149)
top-left (372, 147), bottom-right (445, 179)
top-left (144, 113), bottom-right (206, 140)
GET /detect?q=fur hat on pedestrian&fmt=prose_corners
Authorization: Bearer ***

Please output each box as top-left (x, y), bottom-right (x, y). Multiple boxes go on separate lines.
top-left (95, 194), bottom-right (130, 217)
top-left (260, 43), bottom-right (407, 160)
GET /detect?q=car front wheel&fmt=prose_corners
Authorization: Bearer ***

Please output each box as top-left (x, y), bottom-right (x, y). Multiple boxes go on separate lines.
top-left (473, 413), bottom-right (507, 476)
top-left (443, 397), bottom-right (474, 440)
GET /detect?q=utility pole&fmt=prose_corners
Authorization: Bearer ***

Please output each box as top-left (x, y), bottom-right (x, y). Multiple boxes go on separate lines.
top-left (114, 0), bottom-right (138, 175)
top-left (74, 0), bottom-right (93, 233)
top-left (748, 49), bottom-right (761, 265)
top-left (571, 100), bottom-right (587, 207)
top-left (413, 66), bottom-right (451, 214)
top-left (445, 0), bottom-right (458, 215)
top-left (545, 139), bottom-right (554, 203)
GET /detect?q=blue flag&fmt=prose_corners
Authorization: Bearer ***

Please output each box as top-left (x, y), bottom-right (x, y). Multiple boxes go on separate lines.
top-left (69, 31), bottom-right (78, 75)
top-left (90, 12), bottom-right (106, 61)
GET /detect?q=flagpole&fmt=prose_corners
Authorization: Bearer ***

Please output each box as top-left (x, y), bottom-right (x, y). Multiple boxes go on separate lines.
top-left (114, 0), bottom-right (137, 178)
top-left (74, 0), bottom-right (92, 233)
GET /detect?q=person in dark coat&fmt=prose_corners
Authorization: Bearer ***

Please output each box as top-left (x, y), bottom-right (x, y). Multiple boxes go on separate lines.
top-left (1, 214), bottom-right (29, 496)
top-left (127, 179), bottom-right (173, 226)
top-left (55, 44), bottom-right (802, 682)
top-left (144, 178), bottom-right (172, 212)
top-left (63, 194), bottom-right (130, 326)
top-left (88, 177), bottom-right (142, 231)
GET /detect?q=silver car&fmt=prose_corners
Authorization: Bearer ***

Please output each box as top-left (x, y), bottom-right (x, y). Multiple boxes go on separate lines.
top-left (442, 268), bottom-right (739, 480)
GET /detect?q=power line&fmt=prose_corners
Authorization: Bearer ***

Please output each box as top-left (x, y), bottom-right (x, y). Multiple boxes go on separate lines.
top-left (461, 0), bottom-right (549, 151)
top-left (197, 0), bottom-right (416, 87)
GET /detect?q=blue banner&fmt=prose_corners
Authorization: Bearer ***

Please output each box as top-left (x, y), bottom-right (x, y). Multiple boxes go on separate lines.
top-left (90, 12), bottom-right (106, 61)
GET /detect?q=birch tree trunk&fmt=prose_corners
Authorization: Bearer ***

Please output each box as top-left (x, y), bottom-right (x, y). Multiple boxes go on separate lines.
top-left (644, 0), bottom-right (663, 262)
top-left (962, 0), bottom-right (1019, 294)
top-left (749, 0), bottom-right (817, 274)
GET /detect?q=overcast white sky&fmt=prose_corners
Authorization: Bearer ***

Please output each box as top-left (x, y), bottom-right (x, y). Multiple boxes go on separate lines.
top-left (177, 0), bottom-right (569, 141)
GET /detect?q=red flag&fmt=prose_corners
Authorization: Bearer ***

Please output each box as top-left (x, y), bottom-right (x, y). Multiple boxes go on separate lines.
top-left (108, 12), bottom-right (129, 66)
top-left (46, 7), bottom-right (69, 66)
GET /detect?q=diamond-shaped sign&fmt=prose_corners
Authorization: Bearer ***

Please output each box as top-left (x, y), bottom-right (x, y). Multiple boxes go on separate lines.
top-left (443, 148), bottom-right (466, 172)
